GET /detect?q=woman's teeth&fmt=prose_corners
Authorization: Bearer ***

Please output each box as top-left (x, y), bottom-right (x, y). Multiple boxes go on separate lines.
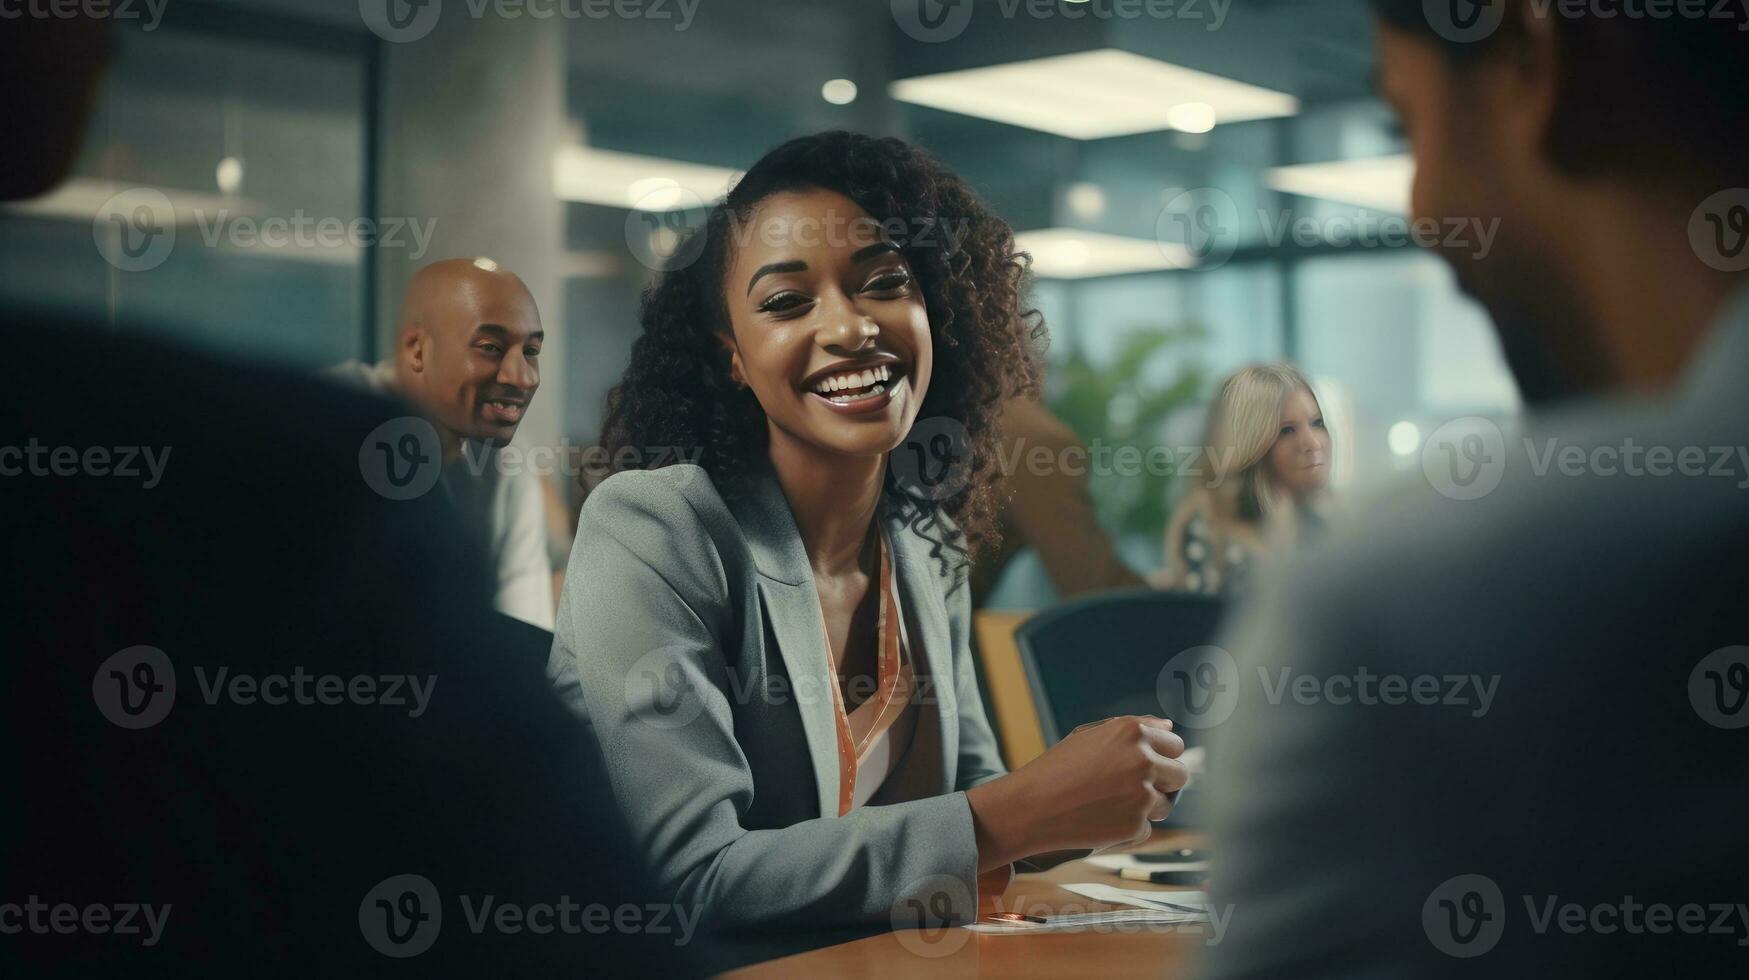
top-left (822, 382), bottom-right (887, 405)
top-left (809, 364), bottom-right (893, 396)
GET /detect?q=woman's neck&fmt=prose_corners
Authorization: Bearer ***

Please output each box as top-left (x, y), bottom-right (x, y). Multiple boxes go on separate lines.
top-left (766, 426), bottom-right (885, 578)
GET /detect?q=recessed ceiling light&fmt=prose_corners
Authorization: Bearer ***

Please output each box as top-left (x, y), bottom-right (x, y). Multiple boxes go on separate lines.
top-left (891, 49), bottom-right (1297, 140)
top-left (215, 156), bottom-right (244, 195)
top-left (821, 78), bottom-right (858, 105)
top-left (551, 146), bottom-right (738, 211)
top-left (1388, 420), bottom-right (1422, 457)
top-left (1016, 227), bottom-right (1196, 279)
top-left (1164, 102), bottom-right (1216, 134)
top-left (1065, 182), bottom-right (1106, 221)
top-left (1266, 155), bottom-right (1414, 213)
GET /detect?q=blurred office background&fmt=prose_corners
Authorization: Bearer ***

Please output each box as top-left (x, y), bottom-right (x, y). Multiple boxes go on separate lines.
top-left (0, 0), bottom-right (1519, 607)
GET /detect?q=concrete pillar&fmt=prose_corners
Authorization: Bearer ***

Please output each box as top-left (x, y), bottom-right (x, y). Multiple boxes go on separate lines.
top-left (376, 14), bottom-right (567, 452)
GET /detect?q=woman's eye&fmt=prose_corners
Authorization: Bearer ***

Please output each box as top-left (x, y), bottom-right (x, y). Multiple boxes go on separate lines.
top-left (757, 291), bottom-right (810, 314)
top-left (1313, 417), bottom-right (1326, 429)
top-left (1279, 425), bottom-right (1294, 436)
top-left (863, 270), bottom-right (912, 293)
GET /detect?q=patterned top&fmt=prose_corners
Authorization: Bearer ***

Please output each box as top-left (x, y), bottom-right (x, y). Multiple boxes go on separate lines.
top-left (1174, 512), bottom-right (1259, 597)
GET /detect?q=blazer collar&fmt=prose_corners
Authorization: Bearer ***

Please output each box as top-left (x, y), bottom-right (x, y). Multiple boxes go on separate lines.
top-left (726, 460), bottom-right (962, 817)
top-left (725, 462), bottom-right (813, 587)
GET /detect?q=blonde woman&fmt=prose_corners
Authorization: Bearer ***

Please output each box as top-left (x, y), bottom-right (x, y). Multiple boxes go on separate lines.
top-left (1156, 364), bottom-right (1332, 595)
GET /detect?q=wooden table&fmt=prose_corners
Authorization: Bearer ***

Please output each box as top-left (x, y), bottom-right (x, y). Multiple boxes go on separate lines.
top-left (722, 831), bottom-right (1211, 979)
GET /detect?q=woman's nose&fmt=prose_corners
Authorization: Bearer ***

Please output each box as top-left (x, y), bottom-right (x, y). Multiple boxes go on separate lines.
top-left (821, 304), bottom-right (880, 351)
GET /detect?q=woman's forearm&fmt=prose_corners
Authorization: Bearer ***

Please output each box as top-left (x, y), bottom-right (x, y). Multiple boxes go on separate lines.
top-left (966, 776), bottom-right (1047, 872)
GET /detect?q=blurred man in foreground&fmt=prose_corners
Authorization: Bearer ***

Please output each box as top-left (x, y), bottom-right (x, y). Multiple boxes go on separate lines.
top-left (1, 17), bottom-right (694, 977)
top-left (330, 258), bottom-right (554, 629)
top-left (1202, 3), bottom-right (1748, 977)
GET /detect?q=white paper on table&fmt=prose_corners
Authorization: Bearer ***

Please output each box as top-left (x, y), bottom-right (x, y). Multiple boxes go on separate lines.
top-left (1059, 884), bottom-right (1212, 915)
top-left (966, 908), bottom-right (1203, 934)
top-left (1084, 854), bottom-right (1210, 873)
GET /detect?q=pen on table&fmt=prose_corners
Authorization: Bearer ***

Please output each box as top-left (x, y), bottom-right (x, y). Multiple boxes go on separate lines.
top-left (1119, 867), bottom-right (1208, 886)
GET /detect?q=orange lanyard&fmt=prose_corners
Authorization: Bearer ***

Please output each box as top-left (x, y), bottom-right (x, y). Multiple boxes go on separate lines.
top-left (821, 530), bottom-right (906, 817)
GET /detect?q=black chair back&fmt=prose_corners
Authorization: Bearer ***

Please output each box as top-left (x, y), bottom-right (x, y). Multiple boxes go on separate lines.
top-left (1015, 589), bottom-right (1227, 826)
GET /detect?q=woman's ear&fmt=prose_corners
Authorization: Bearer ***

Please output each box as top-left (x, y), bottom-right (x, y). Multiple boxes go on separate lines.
top-left (715, 331), bottom-right (747, 388)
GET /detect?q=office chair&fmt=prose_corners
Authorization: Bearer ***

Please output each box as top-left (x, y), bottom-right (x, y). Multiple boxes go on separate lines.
top-left (1015, 588), bottom-right (1227, 826)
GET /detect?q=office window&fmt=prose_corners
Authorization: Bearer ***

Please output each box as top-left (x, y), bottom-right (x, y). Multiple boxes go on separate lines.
top-left (0, 22), bottom-right (369, 368)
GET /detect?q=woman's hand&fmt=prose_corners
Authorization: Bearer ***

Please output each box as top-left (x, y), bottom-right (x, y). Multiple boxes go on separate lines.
top-left (966, 716), bottom-right (1188, 871)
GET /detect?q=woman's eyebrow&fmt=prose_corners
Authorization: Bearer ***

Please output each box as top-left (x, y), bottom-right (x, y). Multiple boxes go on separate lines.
top-left (747, 260), bottom-right (806, 295)
top-left (850, 241), bottom-right (900, 264)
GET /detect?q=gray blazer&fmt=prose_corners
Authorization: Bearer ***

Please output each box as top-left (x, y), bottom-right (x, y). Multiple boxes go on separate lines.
top-left (547, 461), bottom-right (1008, 929)
top-left (1199, 285), bottom-right (1749, 977)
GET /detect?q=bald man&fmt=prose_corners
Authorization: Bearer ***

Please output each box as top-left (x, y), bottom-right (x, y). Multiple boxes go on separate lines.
top-left (330, 257), bottom-right (555, 629)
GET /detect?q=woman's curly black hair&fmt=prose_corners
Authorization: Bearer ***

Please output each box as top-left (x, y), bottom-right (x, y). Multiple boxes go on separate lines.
top-left (600, 130), bottom-right (1047, 575)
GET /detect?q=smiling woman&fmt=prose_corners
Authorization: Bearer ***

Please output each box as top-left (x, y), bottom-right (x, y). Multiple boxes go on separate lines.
top-left (602, 130), bottom-right (1043, 564)
top-left (548, 131), bottom-right (1192, 933)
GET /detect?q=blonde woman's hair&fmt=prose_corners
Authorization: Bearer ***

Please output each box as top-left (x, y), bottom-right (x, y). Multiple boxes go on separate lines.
top-left (1158, 364), bottom-right (1327, 591)
top-left (1198, 363), bottom-right (1324, 526)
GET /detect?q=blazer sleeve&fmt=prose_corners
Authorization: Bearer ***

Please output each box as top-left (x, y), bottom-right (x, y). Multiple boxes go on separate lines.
top-left (548, 469), bottom-right (988, 930)
top-left (944, 570), bottom-right (1008, 791)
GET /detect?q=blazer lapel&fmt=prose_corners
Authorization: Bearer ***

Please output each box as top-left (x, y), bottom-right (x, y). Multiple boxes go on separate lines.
top-left (883, 504), bottom-right (961, 791)
top-left (728, 466), bottom-right (843, 819)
